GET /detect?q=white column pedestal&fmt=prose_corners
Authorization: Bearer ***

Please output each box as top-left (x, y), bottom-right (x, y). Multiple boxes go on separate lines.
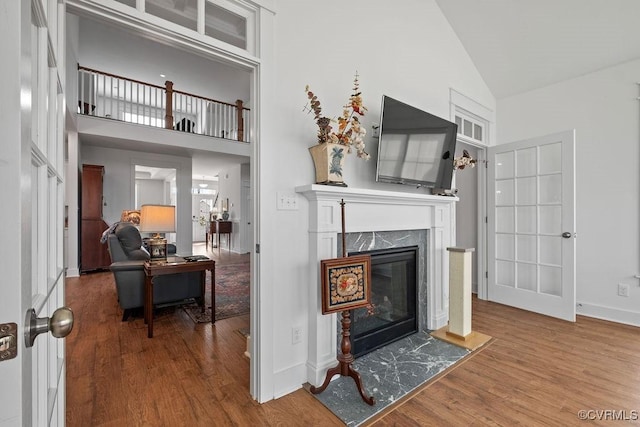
top-left (431, 247), bottom-right (492, 351)
top-left (447, 247), bottom-right (474, 339)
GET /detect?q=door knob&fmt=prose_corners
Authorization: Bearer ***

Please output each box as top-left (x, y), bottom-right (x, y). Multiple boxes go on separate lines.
top-left (24, 307), bottom-right (74, 347)
top-left (562, 232), bottom-right (572, 238)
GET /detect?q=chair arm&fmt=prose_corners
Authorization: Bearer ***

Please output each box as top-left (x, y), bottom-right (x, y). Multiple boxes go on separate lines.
top-left (109, 260), bottom-right (145, 272)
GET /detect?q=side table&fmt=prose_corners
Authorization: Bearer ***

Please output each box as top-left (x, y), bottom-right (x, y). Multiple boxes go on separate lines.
top-left (143, 257), bottom-right (216, 338)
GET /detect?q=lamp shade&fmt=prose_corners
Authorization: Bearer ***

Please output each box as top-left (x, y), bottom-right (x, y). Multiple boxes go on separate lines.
top-left (140, 204), bottom-right (176, 233)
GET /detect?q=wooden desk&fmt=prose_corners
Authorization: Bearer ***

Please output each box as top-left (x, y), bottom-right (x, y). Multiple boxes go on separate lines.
top-left (143, 257), bottom-right (216, 338)
top-left (206, 221), bottom-right (217, 248)
top-left (216, 221), bottom-right (232, 252)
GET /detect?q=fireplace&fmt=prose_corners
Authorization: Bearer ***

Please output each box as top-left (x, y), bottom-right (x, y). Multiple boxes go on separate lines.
top-left (350, 246), bottom-right (418, 357)
top-left (297, 184), bottom-right (456, 387)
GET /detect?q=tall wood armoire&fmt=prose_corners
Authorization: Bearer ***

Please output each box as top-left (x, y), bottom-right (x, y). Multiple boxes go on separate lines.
top-left (80, 164), bottom-right (111, 272)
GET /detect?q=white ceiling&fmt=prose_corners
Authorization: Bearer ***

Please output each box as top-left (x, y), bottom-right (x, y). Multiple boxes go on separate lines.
top-left (436, 0), bottom-right (640, 98)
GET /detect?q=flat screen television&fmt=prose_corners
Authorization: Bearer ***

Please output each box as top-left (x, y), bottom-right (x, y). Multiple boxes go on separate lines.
top-left (375, 95), bottom-right (458, 190)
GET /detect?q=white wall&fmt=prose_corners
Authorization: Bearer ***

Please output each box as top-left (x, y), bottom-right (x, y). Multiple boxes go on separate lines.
top-left (260, 0), bottom-right (495, 399)
top-left (80, 145), bottom-right (194, 254)
top-left (136, 179), bottom-right (165, 207)
top-left (218, 163), bottom-right (242, 251)
top-left (497, 58), bottom-right (640, 326)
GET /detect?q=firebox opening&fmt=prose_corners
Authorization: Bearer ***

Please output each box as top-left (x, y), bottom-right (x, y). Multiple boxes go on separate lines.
top-left (349, 246), bottom-right (419, 358)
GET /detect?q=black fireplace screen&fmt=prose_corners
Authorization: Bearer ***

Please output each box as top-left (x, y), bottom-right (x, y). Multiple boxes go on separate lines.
top-left (349, 246), bottom-right (418, 358)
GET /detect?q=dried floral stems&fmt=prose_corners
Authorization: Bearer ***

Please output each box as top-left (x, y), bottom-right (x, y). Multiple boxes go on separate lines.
top-left (304, 73), bottom-right (370, 159)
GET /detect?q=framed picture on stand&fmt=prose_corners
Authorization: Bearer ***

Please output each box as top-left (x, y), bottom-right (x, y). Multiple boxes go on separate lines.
top-left (320, 255), bottom-right (371, 314)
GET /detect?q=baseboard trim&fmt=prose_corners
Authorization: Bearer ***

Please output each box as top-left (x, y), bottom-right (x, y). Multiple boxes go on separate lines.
top-left (577, 302), bottom-right (640, 327)
top-left (66, 267), bottom-right (80, 278)
top-left (273, 362), bottom-right (307, 399)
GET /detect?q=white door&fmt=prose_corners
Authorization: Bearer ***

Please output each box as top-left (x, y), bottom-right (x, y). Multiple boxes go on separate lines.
top-left (0, 1), bottom-right (70, 425)
top-left (487, 130), bottom-right (576, 321)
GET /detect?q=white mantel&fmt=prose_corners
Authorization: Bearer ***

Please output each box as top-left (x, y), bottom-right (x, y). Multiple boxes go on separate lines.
top-left (296, 184), bottom-right (458, 386)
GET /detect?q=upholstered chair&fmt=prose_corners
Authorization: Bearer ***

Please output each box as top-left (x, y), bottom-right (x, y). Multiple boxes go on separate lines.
top-left (106, 223), bottom-right (202, 320)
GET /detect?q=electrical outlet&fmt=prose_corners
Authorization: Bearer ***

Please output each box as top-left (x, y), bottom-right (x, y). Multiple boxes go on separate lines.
top-left (292, 327), bottom-right (302, 344)
top-left (277, 192), bottom-right (299, 210)
top-left (618, 283), bottom-right (630, 297)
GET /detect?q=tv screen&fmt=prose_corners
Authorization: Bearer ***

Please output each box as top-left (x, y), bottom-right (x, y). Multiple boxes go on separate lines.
top-left (376, 96), bottom-right (458, 189)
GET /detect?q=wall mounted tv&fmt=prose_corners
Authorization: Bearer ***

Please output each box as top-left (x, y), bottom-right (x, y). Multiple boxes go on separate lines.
top-left (375, 95), bottom-right (458, 190)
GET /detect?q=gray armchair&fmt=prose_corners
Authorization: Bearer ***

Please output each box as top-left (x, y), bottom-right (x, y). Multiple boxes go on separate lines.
top-left (107, 223), bottom-right (202, 320)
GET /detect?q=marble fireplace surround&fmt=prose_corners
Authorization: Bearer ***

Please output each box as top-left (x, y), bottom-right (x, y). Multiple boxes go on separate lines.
top-left (296, 184), bottom-right (457, 386)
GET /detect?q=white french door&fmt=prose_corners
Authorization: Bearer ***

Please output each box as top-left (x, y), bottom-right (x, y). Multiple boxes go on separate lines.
top-left (0, 1), bottom-right (69, 425)
top-left (487, 130), bottom-right (576, 321)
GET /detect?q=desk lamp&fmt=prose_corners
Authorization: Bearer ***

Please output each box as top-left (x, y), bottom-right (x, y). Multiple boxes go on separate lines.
top-left (140, 204), bottom-right (175, 261)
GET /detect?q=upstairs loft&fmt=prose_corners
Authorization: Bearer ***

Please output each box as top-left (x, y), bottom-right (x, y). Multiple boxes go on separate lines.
top-left (77, 65), bottom-right (252, 146)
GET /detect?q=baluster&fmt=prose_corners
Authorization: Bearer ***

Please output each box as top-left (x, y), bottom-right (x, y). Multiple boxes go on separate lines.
top-left (165, 81), bottom-right (173, 129)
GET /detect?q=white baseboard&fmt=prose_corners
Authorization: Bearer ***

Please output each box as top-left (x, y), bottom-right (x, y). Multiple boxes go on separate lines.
top-left (577, 302), bottom-right (640, 327)
top-left (273, 362), bottom-right (307, 399)
top-left (66, 267), bottom-right (80, 278)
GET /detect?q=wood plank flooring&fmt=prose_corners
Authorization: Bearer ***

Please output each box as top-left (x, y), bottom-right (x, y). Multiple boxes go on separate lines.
top-left (66, 252), bottom-right (640, 426)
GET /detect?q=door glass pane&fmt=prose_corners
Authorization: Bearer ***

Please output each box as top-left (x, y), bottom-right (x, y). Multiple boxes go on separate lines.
top-left (517, 263), bottom-right (537, 291)
top-left (540, 265), bottom-right (562, 296)
top-left (539, 206), bottom-right (561, 235)
top-left (516, 147), bottom-right (536, 177)
top-left (516, 177), bottom-right (536, 205)
top-left (495, 152), bottom-right (514, 179)
top-left (497, 260), bottom-right (515, 287)
top-left (539, 142), bottom-right (562, 174)
top-left (517, 235), bottom-right (536, 263)
top-left (516, 206), bottom-right (536, 234)
top-left (539, 174), bottom-right (562, 204)
top-left (496, 234), bottom-right (515, 260)
top-left (496, 179), bottom-right (514, 205)
top-left (539, 236), bottom-right (562, 266)
top-left (206, 2), bottom-right (247, 49)
top-left (496, 207), bottom-right (514, 233)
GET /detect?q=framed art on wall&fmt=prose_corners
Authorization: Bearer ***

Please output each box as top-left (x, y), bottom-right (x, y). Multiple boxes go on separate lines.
top-left (320, 255), bottom-right (372, 314)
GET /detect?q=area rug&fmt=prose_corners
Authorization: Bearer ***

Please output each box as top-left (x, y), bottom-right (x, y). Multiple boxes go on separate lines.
top-left (311, 332), bottom-right (472, 426)
top-left (182, 263), bottom-right (250, 322)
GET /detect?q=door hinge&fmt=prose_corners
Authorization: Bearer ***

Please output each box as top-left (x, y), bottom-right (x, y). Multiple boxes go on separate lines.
top-left (255, 243), bottom-right (260, 254)
top-left (485, 271), bottom-right (488, 279)
top-left (485, 216), bottom-right (488, 224)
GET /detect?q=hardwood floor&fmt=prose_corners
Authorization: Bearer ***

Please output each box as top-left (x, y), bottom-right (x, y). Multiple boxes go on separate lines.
top-left (66, 255), bottom-right (640, 426)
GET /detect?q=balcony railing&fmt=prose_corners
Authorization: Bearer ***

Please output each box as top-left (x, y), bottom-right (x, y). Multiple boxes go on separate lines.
top-left (77, 65), bottom-right (250, 143)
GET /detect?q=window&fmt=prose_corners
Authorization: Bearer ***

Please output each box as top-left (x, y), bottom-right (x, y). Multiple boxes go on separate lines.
top-left (455, 111), bottom-right (486, 144)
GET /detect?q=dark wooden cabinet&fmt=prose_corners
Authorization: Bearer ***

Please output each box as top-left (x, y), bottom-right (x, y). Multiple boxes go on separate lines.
top-left (81, 164), bottom-right (111, 272)
top-left (206, 220), bottom-right (232, 251)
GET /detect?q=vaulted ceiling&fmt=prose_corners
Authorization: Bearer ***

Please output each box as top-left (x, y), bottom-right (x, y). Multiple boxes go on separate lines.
top-left (436, 0), bottom-right (640, 98)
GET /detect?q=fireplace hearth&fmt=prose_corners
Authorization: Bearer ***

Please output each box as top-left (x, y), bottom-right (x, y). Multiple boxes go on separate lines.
top-left (350, 246), bottom-right (418, 357)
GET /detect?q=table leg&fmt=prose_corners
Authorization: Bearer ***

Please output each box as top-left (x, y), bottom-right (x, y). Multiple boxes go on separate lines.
top-left (200, 270), bottom-right (206, 314)
top-left (211, 264), bottom-right (216, 324)
top-left (145, 275), bottom-right (154, 338)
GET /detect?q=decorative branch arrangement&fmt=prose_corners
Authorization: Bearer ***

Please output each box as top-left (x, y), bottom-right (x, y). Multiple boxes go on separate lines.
top-left (304, 73), bottom-right (370, 160)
